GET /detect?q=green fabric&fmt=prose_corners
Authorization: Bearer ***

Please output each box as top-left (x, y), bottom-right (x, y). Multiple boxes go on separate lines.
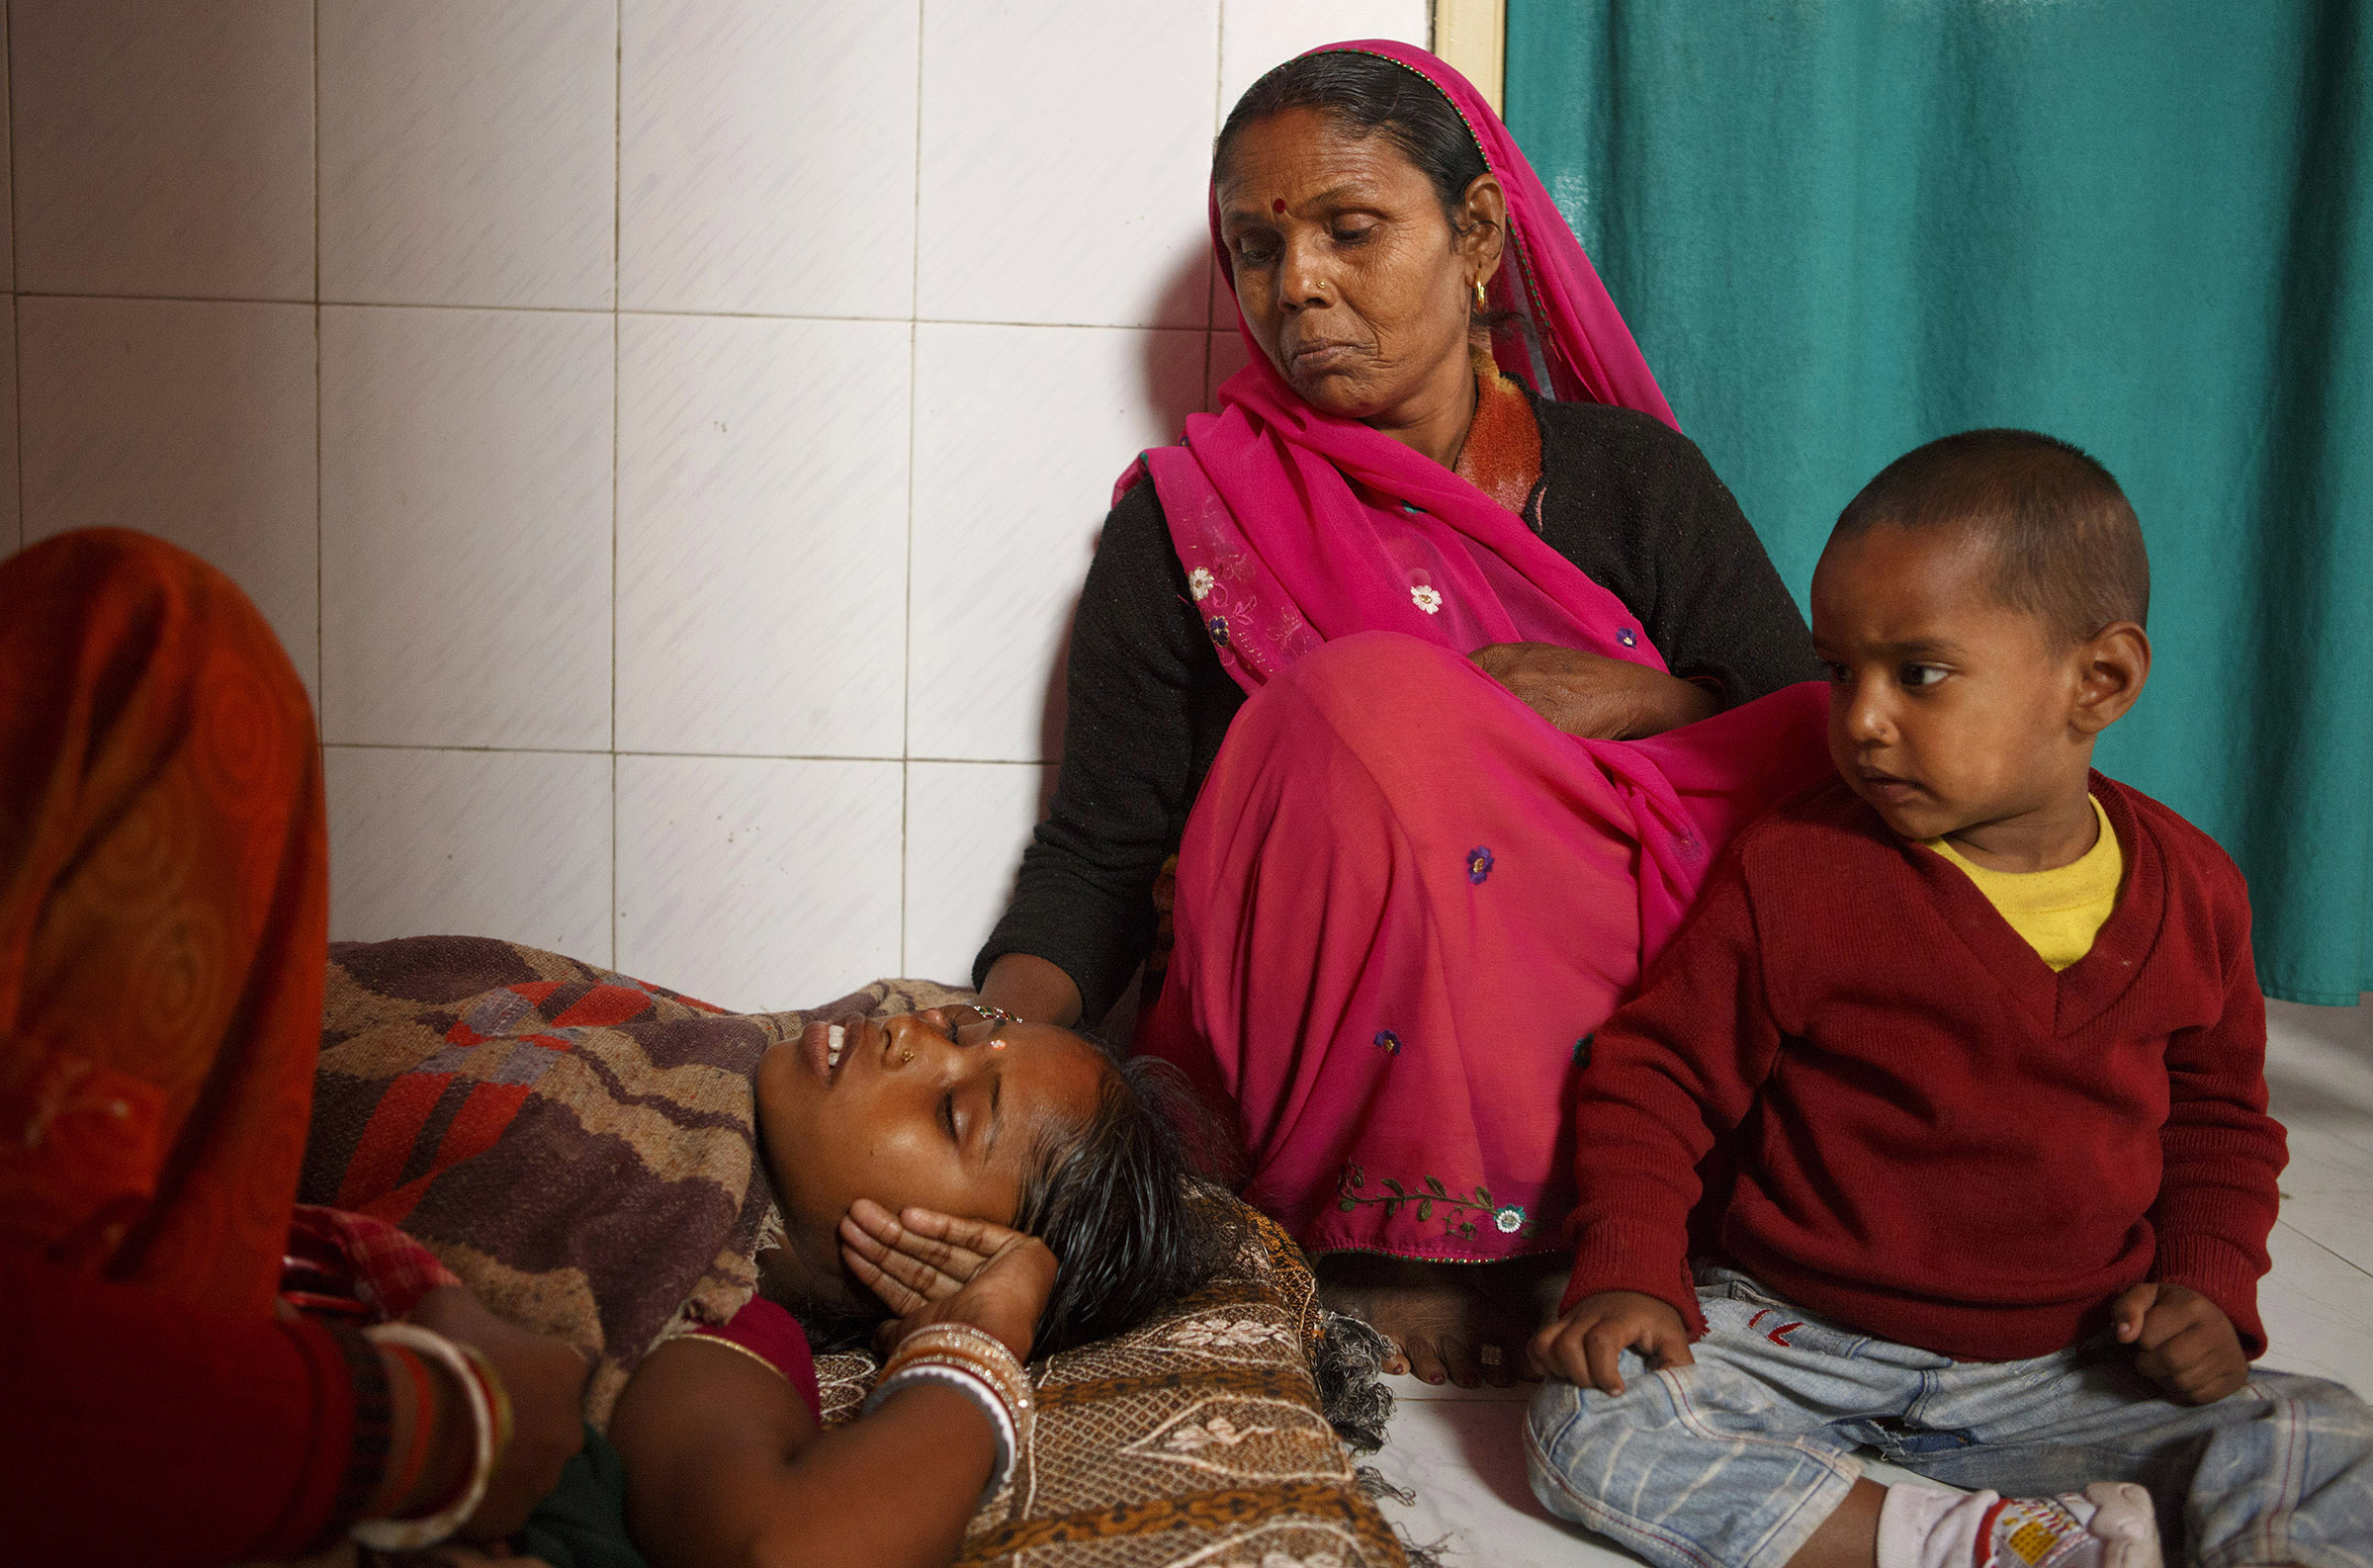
top-left (1508, 2), bottom-right (2371, 1004)
top-left (512, 1426), bottom-right (650, 1568)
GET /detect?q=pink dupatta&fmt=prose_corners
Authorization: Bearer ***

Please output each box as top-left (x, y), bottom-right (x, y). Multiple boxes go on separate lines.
top-left (1132, 44), bottom-right (1830, 1259)
top-left (1131, 40), bottom-right (1754, 960)
top-left (1125, 40), bottom-right (1680, 691)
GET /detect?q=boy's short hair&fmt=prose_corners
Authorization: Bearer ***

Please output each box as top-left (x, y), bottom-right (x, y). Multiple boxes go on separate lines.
top-left (1832, 429), bottom-right (2150, 645)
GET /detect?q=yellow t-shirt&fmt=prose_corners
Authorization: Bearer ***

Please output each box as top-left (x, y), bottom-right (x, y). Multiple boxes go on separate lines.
top-left (1925, 796), bottom-right (2123, 970)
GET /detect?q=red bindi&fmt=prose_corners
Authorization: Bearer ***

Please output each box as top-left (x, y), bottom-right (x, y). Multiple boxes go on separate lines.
top-left (1272, 199), bottom-right (1286, 215)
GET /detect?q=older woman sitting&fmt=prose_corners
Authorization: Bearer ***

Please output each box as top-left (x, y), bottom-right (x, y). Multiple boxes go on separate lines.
top-left (974, 43), bottom-right (1830, 1385)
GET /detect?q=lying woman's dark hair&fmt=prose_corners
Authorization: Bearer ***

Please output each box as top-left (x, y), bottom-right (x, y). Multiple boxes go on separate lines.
top-left (1214, 48), bottom-right (1485, 224)
top-left (1015, 1046), bottom-right (1222, 1357)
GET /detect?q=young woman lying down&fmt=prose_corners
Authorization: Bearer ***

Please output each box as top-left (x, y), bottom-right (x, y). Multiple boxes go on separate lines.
top-left (0, 530), bottom-right (1209, 1568)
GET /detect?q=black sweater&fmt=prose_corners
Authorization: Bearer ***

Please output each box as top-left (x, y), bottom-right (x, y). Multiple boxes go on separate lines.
top-left (975, 396), bottom-right (1819, 1023)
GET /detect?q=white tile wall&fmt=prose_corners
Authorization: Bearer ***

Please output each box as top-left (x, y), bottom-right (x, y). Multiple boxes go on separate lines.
top-left (1218, 0), bottom-right (1432, 111)
top-left (909, 322), bottom-right (1207, 762)
top-left (318, 0), bottom-right (618, 309)
top-left (12, 0), bottom-right (313, 300)
top-left (0, 4), bottom-right (13, 297)
top-left (616, 755), bottom-right (903, 1011)
top-left (325, 746), bottom-right (614, 958)
top-left (904, 761), bottom-right (1053, 987)
top-left (19, 296), bottom-right (319, 699)
top-left (0, 0), bottom-right (1430, 999)
top-left (619, 0), bottom-right (922, 317)
top-left (918, 2), bottom-right (1217, 329)
top-left (319, 305), bottom-right (614, 751)
top-left (616, 313), bottom-right (911, 758)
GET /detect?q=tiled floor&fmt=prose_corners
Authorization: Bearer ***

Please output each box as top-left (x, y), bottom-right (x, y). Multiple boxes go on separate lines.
top-left (1362, 997), bottom-right (2373, 1565)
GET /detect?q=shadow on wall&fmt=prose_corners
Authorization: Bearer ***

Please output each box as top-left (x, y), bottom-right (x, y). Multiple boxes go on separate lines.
top-left (1006, 243), bottom-right (1217, 1041)
top-left (1032, 242), bottom-right (1221, 769)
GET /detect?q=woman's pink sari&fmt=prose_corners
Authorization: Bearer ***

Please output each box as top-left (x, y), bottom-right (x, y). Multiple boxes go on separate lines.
top-left (1133, 42), bottom-right (1828, 1260)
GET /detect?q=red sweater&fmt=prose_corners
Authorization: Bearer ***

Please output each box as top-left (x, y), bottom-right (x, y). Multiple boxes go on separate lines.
top-left (1562, 773), bottom-right (2286, 1362)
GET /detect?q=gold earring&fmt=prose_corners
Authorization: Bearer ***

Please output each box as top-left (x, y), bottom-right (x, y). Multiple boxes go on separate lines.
top-left (1473, 277), bottom-right (1489, 310)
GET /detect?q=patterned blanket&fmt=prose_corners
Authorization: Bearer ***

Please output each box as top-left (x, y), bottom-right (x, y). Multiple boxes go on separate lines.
top-left (299, 936), bottom-right (1407, 1567)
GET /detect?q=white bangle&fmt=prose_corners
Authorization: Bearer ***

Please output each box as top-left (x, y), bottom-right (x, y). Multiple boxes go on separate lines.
top-left (352, 1323), bottom-right (496, 1550)
top-left (864, 1362), bottom-right (1017, 1507)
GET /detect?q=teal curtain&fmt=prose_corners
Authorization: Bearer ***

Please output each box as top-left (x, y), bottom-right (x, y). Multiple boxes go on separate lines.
top-left (1508, 1), bottom-right (2371, 1004)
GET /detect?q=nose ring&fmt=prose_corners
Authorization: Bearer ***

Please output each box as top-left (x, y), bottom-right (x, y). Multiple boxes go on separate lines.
top-left (960, 1001), bottom-right (1017, 1049)
top-left (898, 1047), bottom-right (914, 1065)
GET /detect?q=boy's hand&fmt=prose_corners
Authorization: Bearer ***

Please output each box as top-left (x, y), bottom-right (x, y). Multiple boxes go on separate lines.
top-left (2111, 1281), bottom-right (2248, 1404)
top-left (1526, 1290), bottom-right (1694, 1394)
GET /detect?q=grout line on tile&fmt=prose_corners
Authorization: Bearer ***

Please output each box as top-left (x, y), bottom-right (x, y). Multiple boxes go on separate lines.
top-left (901, 0), bottom-right (926, 972)
top-left (611, 0), bottom-right (623, 972)
top-left (325, 740), bottom-right (621, 758)
top-left (318, 742), bottom-right (1054, 766)
top-left (311, 0), bottom-right (323, 707)
top-left (13, 290), bottom-right (320, 309)
top-left (310, 0), bottom-right (320, 302)
top-left (6, 292), bottom-right (1213, 333)
top-left (2279, 1218), bottom-right (2373, 1283)
top-left (1208, 0), bottom-right (1223, 335)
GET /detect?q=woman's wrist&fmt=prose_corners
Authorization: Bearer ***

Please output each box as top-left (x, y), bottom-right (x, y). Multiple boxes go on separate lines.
top-left (979, 953), bottom-right (1083, 1028)
top-left (365, 1342), bottom-right (475, 1521)
top-left (1630, 668), bottom-right (1719, 738)
top-left (353, 1323), bottom-right (508, 1548)
top-left (866, 1321), bottom-right (1037, 1506)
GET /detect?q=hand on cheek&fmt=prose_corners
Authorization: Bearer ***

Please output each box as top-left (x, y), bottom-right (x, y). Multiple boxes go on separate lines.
top-left (838, 1204), bottom-right (1056, 1362)
top-left (2111, 1281), bottom-right (2248, 1404)
top-left (837, 1196), bottom-right (996, 1315)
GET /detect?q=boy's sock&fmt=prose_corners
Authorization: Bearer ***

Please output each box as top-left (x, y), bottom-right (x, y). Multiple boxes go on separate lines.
top-left (1874, 1480), bottom-right (2160, 1568)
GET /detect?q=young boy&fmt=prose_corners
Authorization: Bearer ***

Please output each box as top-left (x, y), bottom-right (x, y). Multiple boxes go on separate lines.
top-left (1524, 431), bottom-right (2373, 1568)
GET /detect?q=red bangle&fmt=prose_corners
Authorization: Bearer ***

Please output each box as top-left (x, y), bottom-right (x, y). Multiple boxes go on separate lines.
top-left (381, 1343), bottom-right (440, 1516)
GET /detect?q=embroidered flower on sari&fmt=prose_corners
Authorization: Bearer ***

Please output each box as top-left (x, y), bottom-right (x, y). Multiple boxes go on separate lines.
top-left (1336, 1166), bottom-right (1529, 1240)
top-left (1466, 846), bottom-right (1493, 883)
top-left (1187, 566), bottom-right (1215, 601)
top-left (1372, 1029), bottom-right (1402, 1055)
top-left (1617, 626), bottom-right (1637, 648)
top-left (1205, 615), bottom-right (1230, 647)
top-left (1410, 585), bottom-right (1443, 615)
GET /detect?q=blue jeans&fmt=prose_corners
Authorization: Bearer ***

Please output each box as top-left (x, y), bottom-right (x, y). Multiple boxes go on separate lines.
top-left (1525, 1269), bottom-right (2373, 1568)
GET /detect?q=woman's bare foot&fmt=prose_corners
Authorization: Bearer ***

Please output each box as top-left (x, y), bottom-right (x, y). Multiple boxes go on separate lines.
top-left (1314, 1253), bottom-right (1566, 1387)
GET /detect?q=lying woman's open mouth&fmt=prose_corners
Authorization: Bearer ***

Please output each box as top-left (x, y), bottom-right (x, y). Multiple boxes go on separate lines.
top-left (801, 1015), bottom-right (864, 1084)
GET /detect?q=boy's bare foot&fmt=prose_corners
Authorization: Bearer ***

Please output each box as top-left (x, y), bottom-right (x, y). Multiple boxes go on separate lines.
top-left (1314, 1252), bottom-right (1567, 1387)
